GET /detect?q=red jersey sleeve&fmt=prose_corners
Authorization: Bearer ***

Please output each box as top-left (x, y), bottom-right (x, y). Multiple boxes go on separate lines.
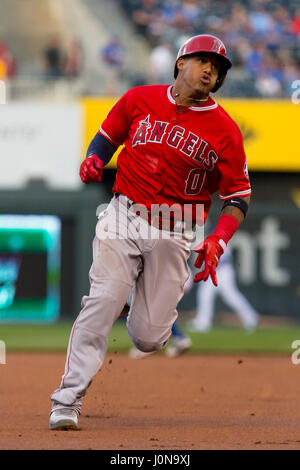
top-left (217, 124), bottom-right (251, 201)
top-left (99, 89), bottom-right (133, 146)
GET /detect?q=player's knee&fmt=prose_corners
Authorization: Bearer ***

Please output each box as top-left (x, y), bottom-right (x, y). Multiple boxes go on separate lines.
top-left (127, 312), bottom-right (172, 352)
top-left (127, 322), bottom-right (170, 352)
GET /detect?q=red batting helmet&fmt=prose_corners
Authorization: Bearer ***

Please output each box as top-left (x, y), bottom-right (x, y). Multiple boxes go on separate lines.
top-left (174, 34), bottom-right (232, 92)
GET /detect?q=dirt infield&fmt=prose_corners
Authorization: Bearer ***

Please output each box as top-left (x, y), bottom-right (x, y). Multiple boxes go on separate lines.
top-left (1, 352), bottom-right (300, 450)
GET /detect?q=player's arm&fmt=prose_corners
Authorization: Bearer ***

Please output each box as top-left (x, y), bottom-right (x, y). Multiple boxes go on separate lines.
top-left (79, 132), bottom-right (118, 184)
top-left (193, 195), bottom-right (250, 286)
top-left (194, 119), bottom-right (251, 286)
top-left (80, 89), bottom-right (133, 184)
top-left (221, 195), bottom-right (250, 222)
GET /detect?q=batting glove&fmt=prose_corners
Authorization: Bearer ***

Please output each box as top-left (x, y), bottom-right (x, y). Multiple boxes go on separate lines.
top-left (80, 155), bottom-right (104, 183)
top-left (193, 235), bottom-right (225, 286)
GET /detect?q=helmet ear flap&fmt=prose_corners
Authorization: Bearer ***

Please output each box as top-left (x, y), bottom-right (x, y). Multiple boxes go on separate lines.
top-left (174, 57), bottom-right (184, 79)
top-left (174, 61), bottom-right (178, 79)
top-left (213, 77), bottom-right (221, 91)
top-left (211, 73), bottom-right (226, 93)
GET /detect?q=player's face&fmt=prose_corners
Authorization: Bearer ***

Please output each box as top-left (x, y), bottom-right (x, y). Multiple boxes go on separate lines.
top-left (177, 53), bottom-right (221, 94)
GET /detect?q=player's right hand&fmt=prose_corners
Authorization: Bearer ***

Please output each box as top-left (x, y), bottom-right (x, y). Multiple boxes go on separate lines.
top-left (193, 235), bottom-right (225, 286)
top-left (80, 155), bottom-right (104, 183)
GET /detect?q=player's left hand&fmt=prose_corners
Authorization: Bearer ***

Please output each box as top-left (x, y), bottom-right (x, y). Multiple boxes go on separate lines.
top-left (193, 235), bottom-right (224, 286)
top-left (80, 155), bottom-right (104, 183)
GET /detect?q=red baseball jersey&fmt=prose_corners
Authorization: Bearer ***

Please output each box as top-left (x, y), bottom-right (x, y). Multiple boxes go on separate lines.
top-left (99, 85), bottom-right (251, 221)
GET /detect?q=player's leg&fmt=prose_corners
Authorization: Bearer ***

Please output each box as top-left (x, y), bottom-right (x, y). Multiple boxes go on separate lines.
top-left (128, 265), bottom-right (193, 358)
top-left (127, 236), bottom-right (191, 353)
top-left (190, 276), bottom-right (217, 332)
top-left (183, 265), bottom-right (194, 294)
top-left (218, 264), bottom-right (259, 330)
top-left (164, 321), bottom-right (192, 357)
top-left (171, 322), bottom-right (185, 338)
top-left (164, 265), bottom-right (193, 356)
top-left (50, 203), bottom-right (142, 428)
top-left (127, 287), bottom-right (156, 359)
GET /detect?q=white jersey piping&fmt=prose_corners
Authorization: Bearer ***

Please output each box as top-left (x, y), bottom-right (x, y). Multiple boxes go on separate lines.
top-left (219, 189), bottom-right (251, 200)
top-left (99, 126), bottom-right (121, 147)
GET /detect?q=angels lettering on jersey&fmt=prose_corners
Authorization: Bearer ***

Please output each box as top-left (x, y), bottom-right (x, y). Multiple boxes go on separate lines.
top-left (99, 84), bottom-right (251, 211)
top-left (132, 114), bottom-right (218, 172)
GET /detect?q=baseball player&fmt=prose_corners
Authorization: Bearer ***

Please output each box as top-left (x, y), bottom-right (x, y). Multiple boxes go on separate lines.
top-left (49, 34), bottom-right (251, 430)
top-left (190, 243), bottom-right (259, 332)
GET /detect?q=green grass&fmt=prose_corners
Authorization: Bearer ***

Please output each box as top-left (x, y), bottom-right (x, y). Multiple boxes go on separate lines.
top-left (0, 321), bottom-right (74, 352)
top-left (186, 326), bottom-right (300, 354)
top-left (1, 320), bottom-right (300, 355)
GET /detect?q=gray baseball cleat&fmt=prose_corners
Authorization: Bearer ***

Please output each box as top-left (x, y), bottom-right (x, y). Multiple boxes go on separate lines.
top-left (49, 407), bottom-right (79, 430)
top-left (128, 347), bottom-right (155, 359)
top-left (165, 336), bottom-right (192, 358)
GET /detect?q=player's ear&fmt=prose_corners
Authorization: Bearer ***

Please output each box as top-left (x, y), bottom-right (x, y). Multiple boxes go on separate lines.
top-left (176, 57), bottom-right (185, 73)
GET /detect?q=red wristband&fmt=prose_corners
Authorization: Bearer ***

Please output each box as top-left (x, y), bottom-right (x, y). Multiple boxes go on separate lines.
top-left (213, 214), bottom-right (240, 246)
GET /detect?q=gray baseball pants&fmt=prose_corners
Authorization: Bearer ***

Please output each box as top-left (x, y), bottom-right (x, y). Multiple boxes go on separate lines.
top-left (51, 195), bottom-right (192, 409)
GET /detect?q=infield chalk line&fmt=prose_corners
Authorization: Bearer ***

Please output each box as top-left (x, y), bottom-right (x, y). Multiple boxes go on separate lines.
top-left (0, 340), bottom-right (6, 364)
top-left (0, 81), bottom-right (6, 104)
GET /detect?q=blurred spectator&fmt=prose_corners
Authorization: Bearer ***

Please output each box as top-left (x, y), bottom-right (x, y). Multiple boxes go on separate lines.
top-left (255, 54), bottom-right (282, 98)
top-left (147, 11), bottom-right (168, 43)
top-left (190, 244), bottom-right (259, 333)
top-left (290, 7), bottom-right (300, 36)
top-left (281, 61), bottom-right (300, 97)
top-left (255, 74), bottom-right (282, 97)
top-left (224, 4), bottom-right (253, 40)
top-left (64, 38), bottom-right (83, 79)
top-left (43, 37), bottom-right (64, 79)
top-left (0, 41), bottom-right (17, 79)
top-left (254, 53), bottom-right (283, 97)
top-left (272, 5), bottom-right (292, 36)
top-left (148, 42), bottom-right (174, 84)
top-left (181, 0), bottom-right (202, 26)
top-left (248, 2), bottom-right (275, 37)
top-left (131, 0), bottom-right (158, 37)
top-left (244, 42), bottom-right (266, 78)
top-left (101, 35), bottom-right (125, 94)
top-left (101, 35), bottom-right (124, 70)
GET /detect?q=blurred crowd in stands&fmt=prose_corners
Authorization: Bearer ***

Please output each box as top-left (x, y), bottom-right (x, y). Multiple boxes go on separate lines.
top-left (0, 41), bottom-right (17, 80)
top-left (119, 0), bottom-right (300, 97)
top-left (42, 36), bottom-right (83, 80)
top-left (100, 35), bottom-right (126, 93)
top-left (0, 36), bottom-right (82, 83)
top-left (1, 0), bottom-right (300, 98)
